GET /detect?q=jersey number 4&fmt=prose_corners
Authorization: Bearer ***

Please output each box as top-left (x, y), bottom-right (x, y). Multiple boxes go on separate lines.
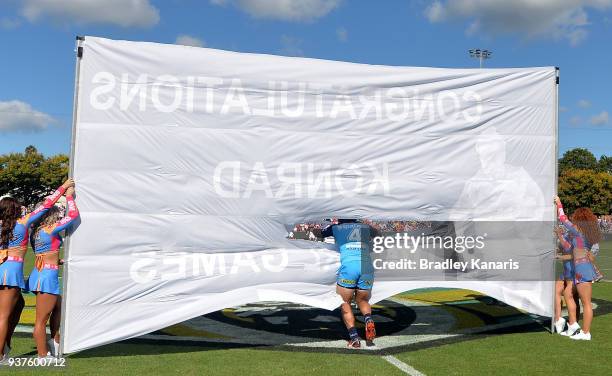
top-left (348, 227), bottom-right (362, 242)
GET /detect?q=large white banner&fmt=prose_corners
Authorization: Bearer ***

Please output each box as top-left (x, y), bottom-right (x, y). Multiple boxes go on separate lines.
top-left (63, 36), bottom-right (557, 353)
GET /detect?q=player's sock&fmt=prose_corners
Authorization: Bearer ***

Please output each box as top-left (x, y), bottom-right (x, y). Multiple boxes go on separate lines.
top-left (346, 327), bottom-right (361, 348)
top-left (364, 313), bottom-right (376, 341)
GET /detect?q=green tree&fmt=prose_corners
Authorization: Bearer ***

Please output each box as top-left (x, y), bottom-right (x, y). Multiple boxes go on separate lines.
top-left (599, 155), bottom-right (612, 174)
top-left (558, 169), bottom-right (612, 215)
top-left (39, 154), bottom-right (70, 195)
top-left (0, 146), bottom-right (69, 207)
top-left (558, 148), bottom-right (598, 175)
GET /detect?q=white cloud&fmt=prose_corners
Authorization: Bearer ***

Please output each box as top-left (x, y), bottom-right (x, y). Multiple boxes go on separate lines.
top-left (578, 99), bottom-right (591, 108)
top-left (426, 1), bottom-right (446, 22)
top-left (211, 0), bottom-right (342, 22)
top-left (336, 27), bottom-right (348, 42)
top-left (175, 35), bottom-right (206, 47)
top-left (0, 100), bottom-right (55, 133)
top-left (567, 28), bottom-right (588, 46)
top-left (424, 0), bottom-right (612, 46)
top-left (279, 35), bottom-right (304, 56)
top-left (590, 111), bottom-right (609, 125)
top-left (559, 106), bottom-right (568, 112)
top-left (20, 0), bottom-right (159, 28)
top-left (569, 116), bottom-right (582, 125)
top-left (0, 18), bottom-right (21, 29)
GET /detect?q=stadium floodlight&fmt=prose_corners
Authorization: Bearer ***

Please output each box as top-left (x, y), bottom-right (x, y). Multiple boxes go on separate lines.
top-left (469, 49), bottom-right (492, 68)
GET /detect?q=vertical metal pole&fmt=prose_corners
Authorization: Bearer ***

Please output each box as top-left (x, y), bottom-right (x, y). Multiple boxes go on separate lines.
top-left (59, 36), bottom-right (84, 357)
top-left (550, 67), bottom-right (560, 333)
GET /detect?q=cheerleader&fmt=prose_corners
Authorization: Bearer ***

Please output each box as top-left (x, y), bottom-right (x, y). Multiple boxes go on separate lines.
top-left (554, 196), bottom-right (602, 340)
top-left (0, 179), bottom-right (73, 362)
top-left (28, 184), bottom-right (79, 357)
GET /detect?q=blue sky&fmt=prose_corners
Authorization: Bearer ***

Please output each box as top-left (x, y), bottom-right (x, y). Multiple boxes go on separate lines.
top-left (1, 0), bottom-right (610, 157)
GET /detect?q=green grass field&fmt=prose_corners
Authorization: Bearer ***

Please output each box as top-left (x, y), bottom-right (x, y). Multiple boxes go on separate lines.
top-left (4, 240), bottom-right (612, 375)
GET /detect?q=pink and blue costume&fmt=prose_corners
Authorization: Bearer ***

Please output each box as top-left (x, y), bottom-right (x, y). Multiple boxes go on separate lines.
top-left (558, 233), bottom-right (575, 281)
top-left (27, 194), bottom-right (79, 295)
top-left (0, 186), bottom-right (66, 289)
top-left (557, 203), bottom-right (598, 284)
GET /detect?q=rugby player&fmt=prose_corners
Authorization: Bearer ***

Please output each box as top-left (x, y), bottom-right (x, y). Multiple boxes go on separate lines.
top-left (317, 219), bottom-right (379, 348)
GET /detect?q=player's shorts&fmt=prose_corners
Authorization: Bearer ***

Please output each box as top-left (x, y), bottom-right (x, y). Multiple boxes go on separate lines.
top-left (27, 265), bottom-right (60, 295)
top-left (574, 257), bottom-right (597, 284)
top-left (337, 261), bottom-right (373, 290)
top-left (0, 258), bottom-right (26, 289)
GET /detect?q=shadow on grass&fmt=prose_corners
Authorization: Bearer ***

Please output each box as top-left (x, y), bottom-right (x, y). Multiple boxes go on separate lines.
top-left (69, 339), bottom-right (261, 358)
top-left (73, 295), bottom-right (612, 358)
top-left (33, 276), bottom-right (610, 360)
top-left (62, 295), bottom-right (609, 358)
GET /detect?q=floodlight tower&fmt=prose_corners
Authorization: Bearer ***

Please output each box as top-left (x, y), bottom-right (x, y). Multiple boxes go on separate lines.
top-left (469, 49), bottom-right (492, 68)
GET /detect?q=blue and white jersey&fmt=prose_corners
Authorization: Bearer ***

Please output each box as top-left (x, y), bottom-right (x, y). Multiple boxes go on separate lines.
top-left (321, 223), bottom-right (374, 264)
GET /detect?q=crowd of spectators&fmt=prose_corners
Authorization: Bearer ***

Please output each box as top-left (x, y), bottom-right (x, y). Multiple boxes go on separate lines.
top-left (288, 219), bottom-right (433, 239)
top-left (599, 216), bottom-right (612, 233)
top-left (289, 216), bottom-right (612, 239)
top-left (361, 219), bottom-right (432, 233)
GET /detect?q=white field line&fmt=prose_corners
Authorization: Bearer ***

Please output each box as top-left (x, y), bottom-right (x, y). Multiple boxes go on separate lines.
top-left (382, 355), bottom-right (426, 376)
